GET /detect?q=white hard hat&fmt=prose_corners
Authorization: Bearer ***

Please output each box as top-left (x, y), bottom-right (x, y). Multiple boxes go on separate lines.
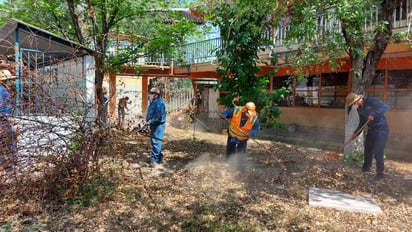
top-left (0, 69), bottom-right (15, 81)
top-left (150, 87), bottom-right (160, 95)
top-left (245, 102), bottom-right (256, 114)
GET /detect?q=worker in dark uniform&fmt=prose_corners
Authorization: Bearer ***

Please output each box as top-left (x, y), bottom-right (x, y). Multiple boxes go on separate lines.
top-left (346, 93), bottom-right (389, 180)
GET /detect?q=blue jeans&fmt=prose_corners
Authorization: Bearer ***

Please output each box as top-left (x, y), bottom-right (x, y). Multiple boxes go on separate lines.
top-left (226, 135), bottom-right (247, 170)
top-left (118, 108), bottom-right (126, 125)
top-left (150, 123), bottom-right (166, 163)
top-left (363, 126), bottom-right (389, 176)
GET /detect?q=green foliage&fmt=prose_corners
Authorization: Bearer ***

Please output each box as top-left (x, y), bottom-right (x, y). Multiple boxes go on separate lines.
top-left (207, 0), bottom-right (288, 128)
top-left (285, 0), bottom-right (388, 74)
top-left (68, 136), bottom-right (80, 152)
top-left (285, 0), bottom-right (402, 89)
top-left (62, 176), bottom-right (111, 207)
top-left (342, 150), bottom-right (364, 167)
top-left (0, 0), bottom-right (202, 127)
top-left (0, 221), bottom-right (13, 232)
top-left (181, 202), bottom-right (254, 232)
top-left (0, 218), bottom-right (47, 232)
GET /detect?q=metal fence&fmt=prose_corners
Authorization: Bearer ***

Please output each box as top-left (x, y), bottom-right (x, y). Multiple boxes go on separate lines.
top-left (165, 88), bottom-right (195, 114)
top-left (15, 50), bottom-right (93, 117)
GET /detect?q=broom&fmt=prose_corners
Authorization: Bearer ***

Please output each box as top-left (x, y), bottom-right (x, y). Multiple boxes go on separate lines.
top-left (325, 119), bottom-right (371, 159)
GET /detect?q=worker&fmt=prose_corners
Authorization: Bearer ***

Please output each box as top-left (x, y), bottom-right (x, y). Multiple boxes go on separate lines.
top-left (219, 102), bottom-right (260, 171)
top-left (0, 69), bottom-right (17, 171)
top-left (346, 93), bottom-right (389, 180)
top-left (117, 96), bottom-right (130, 128)
top-left (146, 87), bottom-right (166, 167)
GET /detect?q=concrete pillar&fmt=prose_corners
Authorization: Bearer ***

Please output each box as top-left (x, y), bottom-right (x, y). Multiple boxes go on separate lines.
top-left (142, 75), bottom-right (148, 114)
top-left (109, 73), bottom-right (116, 118)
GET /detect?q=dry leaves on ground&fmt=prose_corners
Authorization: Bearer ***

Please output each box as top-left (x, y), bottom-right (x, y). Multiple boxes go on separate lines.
top-left (1, 125), bottom-right (411, 231)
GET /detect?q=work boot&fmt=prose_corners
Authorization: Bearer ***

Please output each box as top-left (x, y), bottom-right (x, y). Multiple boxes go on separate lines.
top-left (374, 173), bottom-right (384, 180)
top-left (149, 162), bottom-right (158, 168)
top-left (150, 162), bottom-right (163, 169)
top-left (362, 167), bottom-right (373, 173)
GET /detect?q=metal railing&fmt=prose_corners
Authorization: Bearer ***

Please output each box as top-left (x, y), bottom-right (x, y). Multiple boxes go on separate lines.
top-left (165, 89), bottom-right (195, 114)
top-left (175, 38), bottom-right (222, 65)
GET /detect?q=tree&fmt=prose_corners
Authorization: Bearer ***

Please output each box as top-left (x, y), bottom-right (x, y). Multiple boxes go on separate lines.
top-left (286, 0), bottom-right (403, 92)
top-left (0, 0), bottom-right (202, 202)
top-left (204, 0), bottom-right (289, 128)
top-left (0, 0), bottom-right (200, 128)
top-left (284, 0), bottom-right (403, 153)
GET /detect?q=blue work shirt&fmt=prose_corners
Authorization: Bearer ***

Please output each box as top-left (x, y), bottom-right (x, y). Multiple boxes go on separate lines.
top-left (146, 97), bottom-right (166, 126)
top-left (0, 85), bottom-right (12, 115)
top-left (221, 107), bottom-right (260, 137)
top-left (356, 97), bottom-right (389, 131)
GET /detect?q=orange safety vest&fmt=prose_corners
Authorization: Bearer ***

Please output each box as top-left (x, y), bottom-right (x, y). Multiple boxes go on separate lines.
top-left (228, 106), bottom-right (257, 141)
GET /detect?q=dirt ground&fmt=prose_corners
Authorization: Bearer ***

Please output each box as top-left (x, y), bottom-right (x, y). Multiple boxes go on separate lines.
top-left (1, 123), bottom-right (411, 231)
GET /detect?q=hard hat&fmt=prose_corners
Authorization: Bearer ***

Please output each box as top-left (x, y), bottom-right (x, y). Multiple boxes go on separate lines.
top-left (244, 102), bottom-right (256, 116)
top-left (0, 69), bottom-right (15, 81)
top-left (150, 87), bottom-right (160, 95)
top-left (346, 93), bottom-right (363, 106)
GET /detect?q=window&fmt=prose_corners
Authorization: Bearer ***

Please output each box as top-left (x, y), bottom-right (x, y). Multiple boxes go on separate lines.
top-left (368, 70), bottom-right (385, 99)
top-left (273, 76), bottom-right (291, 106)
top-left (274, 69), bottom-right (412, 109)
top-left (388, 69), bottom-right (412, 109)
top-left (274, 73), bottom-right (348, 108)
top-left (320, 72), bottom-right (348, 108)
top-left (295, 75), bottom-right (320, 106)
top-left (367, 70), bottom-right (412, 109)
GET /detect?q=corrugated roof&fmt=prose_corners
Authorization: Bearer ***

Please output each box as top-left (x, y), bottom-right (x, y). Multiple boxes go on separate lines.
top-left (150, 8), bottom-right (205, 25)
top-left (0, 18), bottom-right (94, 64)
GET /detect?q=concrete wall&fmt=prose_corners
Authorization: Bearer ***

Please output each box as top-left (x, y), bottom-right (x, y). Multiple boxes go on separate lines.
top-left (270, 107), bottom-right (412, 161)
top-left (103, 76), bottom-right (143, 121)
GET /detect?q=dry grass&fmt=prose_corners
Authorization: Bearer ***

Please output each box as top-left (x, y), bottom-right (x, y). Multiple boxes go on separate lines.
top-left (1, 125), bottom-right (411, 231)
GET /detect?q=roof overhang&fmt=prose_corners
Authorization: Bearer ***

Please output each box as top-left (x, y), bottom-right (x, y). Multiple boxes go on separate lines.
top-left (0, 18), bottom-right (94, 65)
top-left (149, 8), bottom-right (205, 25)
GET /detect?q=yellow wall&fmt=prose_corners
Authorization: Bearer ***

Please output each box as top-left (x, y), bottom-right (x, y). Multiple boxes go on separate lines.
top-left (278, 107), bottom-right (412, 160)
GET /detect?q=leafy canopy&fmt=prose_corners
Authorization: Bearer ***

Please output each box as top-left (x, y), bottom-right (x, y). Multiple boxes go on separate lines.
top-left (206, 0), bottom-right (289, 128)
top-left (285, 0), bottom-right (403, 94)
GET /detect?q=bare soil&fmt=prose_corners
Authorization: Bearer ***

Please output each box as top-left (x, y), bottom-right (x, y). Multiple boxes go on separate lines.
top-left (1, 124), bottom-right (411, 231)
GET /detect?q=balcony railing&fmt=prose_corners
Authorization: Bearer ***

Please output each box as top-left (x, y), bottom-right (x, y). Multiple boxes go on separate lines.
top-left (176, 38), bottom-right (222, 65)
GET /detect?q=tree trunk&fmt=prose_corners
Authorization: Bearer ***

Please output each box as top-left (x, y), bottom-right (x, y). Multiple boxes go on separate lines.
top-left (95, 53), bottom-right (107, 129)
top-left (344, 105), bottom-right (364, 154)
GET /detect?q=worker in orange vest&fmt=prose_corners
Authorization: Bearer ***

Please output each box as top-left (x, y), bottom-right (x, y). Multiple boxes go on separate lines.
top-left (219, 102), bottom-right (260, 171)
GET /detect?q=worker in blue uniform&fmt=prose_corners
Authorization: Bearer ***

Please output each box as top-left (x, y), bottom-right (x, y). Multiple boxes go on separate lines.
top-left (0, 69), bottom-right (17, 171)
top-left (146, 87), bottom-right (166, 167)
top-left (346, 93), bottom-right (389, 180)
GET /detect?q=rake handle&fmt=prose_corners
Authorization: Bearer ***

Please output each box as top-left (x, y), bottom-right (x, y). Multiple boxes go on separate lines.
top-left (343, 119), bottom-right (371, 146)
